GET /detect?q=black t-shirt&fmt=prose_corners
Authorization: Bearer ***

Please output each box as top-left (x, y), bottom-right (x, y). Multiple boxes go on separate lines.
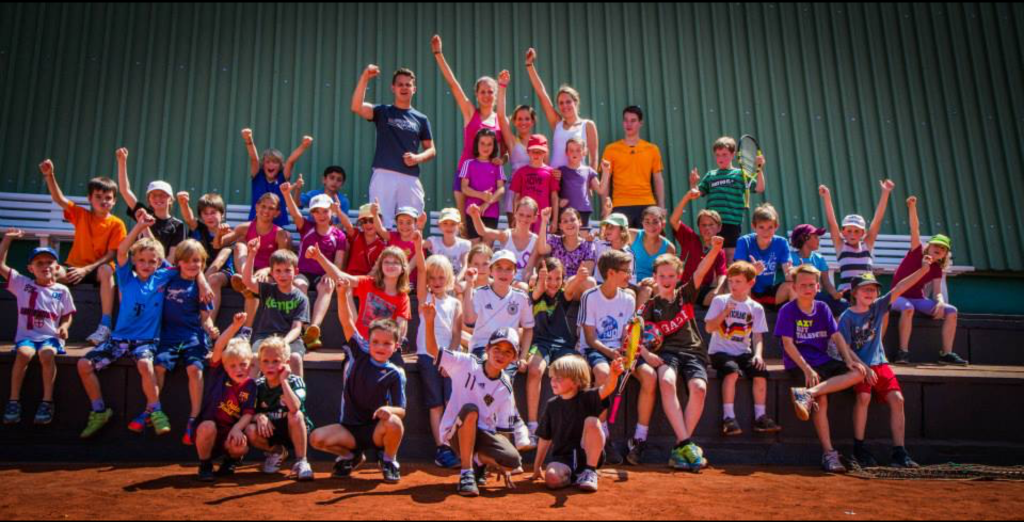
top-left (131, 203), bottom-right (187, 256)
top-left (532, 290), bottom-right (581, 352)
top-left (639, 281), bottom-right (707, 362)
top-left (536, 388), bottom-right (609, 459)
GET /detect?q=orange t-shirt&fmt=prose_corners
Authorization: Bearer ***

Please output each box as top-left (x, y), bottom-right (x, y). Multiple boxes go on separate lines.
top-left (63, 202), bottom-right (127, 268)
top-left (602, 139), bottom-right (664, 207)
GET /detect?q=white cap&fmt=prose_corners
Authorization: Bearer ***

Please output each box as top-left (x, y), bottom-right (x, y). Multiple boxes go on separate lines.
top-left (842, 214), bottom-right (867, 230)
top-left (489, 249), bottom-right (518, 267)
top-left (309, 194), bottom-right (334, 211)
top-left (146, 181), bottom-right (174, 198)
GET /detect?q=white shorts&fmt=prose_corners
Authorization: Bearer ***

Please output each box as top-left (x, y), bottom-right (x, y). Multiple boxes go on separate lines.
top-left (369, 168), bottom-right (425, 229)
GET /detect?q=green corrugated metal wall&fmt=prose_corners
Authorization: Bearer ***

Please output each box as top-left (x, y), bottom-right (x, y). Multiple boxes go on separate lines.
top-left (1, 3), bottom-right (1022, 271)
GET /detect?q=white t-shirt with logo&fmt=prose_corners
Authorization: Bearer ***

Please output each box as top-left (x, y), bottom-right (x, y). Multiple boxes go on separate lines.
top-left (416, 293), bottom-right (460, 356)
top-left (427, 236), bottom-right (472, 275)
top-left (577, 287), bottom-right (636, 352)
top-left (469, 285), bottom-right (534, 350)
top-left (6, 270), bottom-right (76, 345)
top-left (707, 295), bottom-right (769, 357)
top-left (437, 349), bottom-right (520, 442)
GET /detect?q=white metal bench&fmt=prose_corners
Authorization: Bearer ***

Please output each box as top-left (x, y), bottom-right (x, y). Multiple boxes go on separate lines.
top-left (817, 234), bottom-right (974, 276)
top-left (425, 211), bottom-right (603, 237)
top-left (0, 192), bottom-right (90, 248)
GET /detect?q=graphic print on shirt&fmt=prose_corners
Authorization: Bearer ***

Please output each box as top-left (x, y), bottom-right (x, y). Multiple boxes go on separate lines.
top-left (19, 285), bottom-right (61, 332)
top-left (718, 309), bottom-right (754, 343)
top-left (597, 314), bottom-right (625, 343)
top-left (361, 293), bottom-right (398, 330)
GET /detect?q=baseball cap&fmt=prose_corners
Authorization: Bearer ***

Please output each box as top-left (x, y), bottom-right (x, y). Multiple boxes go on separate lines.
top-left (928, 234), bottom-right (952, 251)
top-left (527, 134), bottom-right (549, 153)
top-left (487, 327), bottom-right (521, 354)
top-left (602, 213), bottom-right (630, 229)
top-left (438, 208), bottom-right (462, 224)
top-left (146, 181), bottom-right (174, 198)
top-left (489, 249), bottom-right (518, 267)
top-left (28, 247), bottom-right (59, 264)
top-left (395, 206), bottom-right (420, 220)
top-left (308, 194), bottom-right (334, 211)
top-left (357, 203), bottom-right (378, 222)
top-left (851, 273), bottom-right (883, 290)
top-left (842, 214), bottom-right (867, 230)
top-left (790, 224), bottom-right (827, 248)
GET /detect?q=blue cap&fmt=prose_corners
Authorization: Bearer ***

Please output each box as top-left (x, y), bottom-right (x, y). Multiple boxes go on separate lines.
top-left (28, 247), bottom-right (59, 264)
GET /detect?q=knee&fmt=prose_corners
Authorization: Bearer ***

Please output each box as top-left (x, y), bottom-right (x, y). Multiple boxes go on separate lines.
top-left (459, 404), bottom-right (479, 424)
top-left (15, 349), bottom-right (35, 363)
top-left (97, 265), bottom-right (114, 279)
top-left (309, 428), bottom-right (326, 449)
top-left (295, 279), bottom-right (309, 294)
top-left (290, 353), bottom-right (304, 367)
top-left (689, 379), bottom-right (708, 398)
top-left (584, 417), bottom-right (603, 433)
top-left (385, 415), bottom-right (404, 432)
top-left (197, 421), bottom-right (217, 438)
top-left (856, 393), bottom-right (872, 407)
top-left (900, 306), bottom-right (915, 319)
top-left (136, 359), bottom-right (154, 373)
top-left (288, 411), bottom-right (306, 427)
top-left (77, 359), bottom-right (94, 375)
top-left (244, 424), bottom-right (258, 439)
top-left (186, 365), bottom-right (202, 380)
top-left (889, 392), bottom-right (905, 410)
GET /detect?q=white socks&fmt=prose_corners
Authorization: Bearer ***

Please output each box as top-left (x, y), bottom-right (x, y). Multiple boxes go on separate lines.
top-left (634, 424), bottom-right (649, 442)
top-left (754, 404), bottom-right (767, 419)
top-left (723, 404), bottom-right (736, 420)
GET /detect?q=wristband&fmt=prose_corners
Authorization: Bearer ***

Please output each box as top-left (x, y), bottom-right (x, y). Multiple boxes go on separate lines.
top-left (498, 83), bottom-right (509, 88)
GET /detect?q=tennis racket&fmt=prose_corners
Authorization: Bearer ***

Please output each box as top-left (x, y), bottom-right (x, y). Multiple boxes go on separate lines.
top-left (737, 134), bottom-right (763, 208)
top-left (609, 316), bottom-right (644, 424)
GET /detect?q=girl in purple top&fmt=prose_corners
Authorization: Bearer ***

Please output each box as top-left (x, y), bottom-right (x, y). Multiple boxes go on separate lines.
top-left (537, 208), bottom-right (597, 279)
top-left (557, 137), bottom-right (603, 228)
top-left (432, 35), bottom-right (505, 227)
top-left (459, 129), bottom-right (506, 242)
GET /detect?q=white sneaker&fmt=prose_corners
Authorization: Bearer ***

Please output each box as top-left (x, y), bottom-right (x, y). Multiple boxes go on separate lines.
top-left (292, 459), bottom-right (314, 481)
top-left (575, 469), bottom-right (599, 492)
top-left (514, 423), bottom-right (534, 451)
top-left (87, 325), bottom-right (111, 346)
top-left (262, 446), bottom-right (289, 474)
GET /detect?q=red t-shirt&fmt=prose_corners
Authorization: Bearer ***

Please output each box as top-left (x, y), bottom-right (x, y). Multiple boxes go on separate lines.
top-left (511, 165), bottom-right (560, 233)
top-left (891, 246), bottom-right (944, 300)
top-left (345, 231), bottom-right (386, 276)
top-left (675, 223), bottom-right (727, 288)
top-left (354, 276), bottom-right (411, 339)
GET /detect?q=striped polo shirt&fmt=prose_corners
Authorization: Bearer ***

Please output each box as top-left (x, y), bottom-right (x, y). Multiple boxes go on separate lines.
top-left (837, 241), bottom-right (874, 293)
top-left (698, 169), bottom-right (755, 226)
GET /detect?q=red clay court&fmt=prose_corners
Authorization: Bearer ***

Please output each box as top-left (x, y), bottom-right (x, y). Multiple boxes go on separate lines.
top-left (3, 462), bottom-right (1022, 520)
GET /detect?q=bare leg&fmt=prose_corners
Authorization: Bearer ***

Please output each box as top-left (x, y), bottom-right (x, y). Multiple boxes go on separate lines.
top-left (853, 393), bottom-right (871, 441)
top-left (136, 359), bottom-right (161, 405)
top-left (898, 308), bottom-right (915, 351)
top-left (752, 376), bottom-right (768, 413)
top-left (196, 421), bottom-right (217, 460)
top-left (684, 379), bottom-right (707, 437)
top-left (97, 265), bottom-right (115, 319)
top-left (77, 359), bottom-right (103, 404)
top-left (583, 417), bottom-right (606, 468)
top-left (9, 347), bottom-right (34, 401)
top-left (941, 310), bottom-right (958, 355)
top-left (310, 424), bottom-right (357, 458)
top-left (187, 365), bottom-right (204, 418)
top-left (721, 373), bottom-right (739, 415)
top-left (376, 415), bottom-right (405, 462)
top-left (813, 395), bottom-right (833, 452)
top-left (289, 412), bottom-right (309, 460)
top-left (887, 391), bottom-right (906, 447)
top-left (635, 364), bottom-right (658, 428)
top-left (526, 355), bottom-right (547, 425)
top-left (657, 366), bottom-right (690, 443)
top-left (207, 272), bottom-right (228, 323)
top-left (429, 407), bottom-right (444, 446)
top-left (458, 410), bottom-right (479, 467)
top-left (38, 349), bottom-right (57, 402)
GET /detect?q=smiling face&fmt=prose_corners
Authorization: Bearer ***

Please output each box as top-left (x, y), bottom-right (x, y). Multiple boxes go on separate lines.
top-left (270, 261), bottom-right (296, 287)
top-left (310, 207), bottom-right (331, 227)
top-left (89, 189), bottom-right (116, 216)
top-left (697, 215), bottom-right (722, 242)
top-left (263, 158), bottom-right (282, 178)
top-left (606, 266), bottom-right (632, 289)
top-left (514, 204), bottom-right (538, 230)
top-left (513, 107), bottom-right (535, 137)
top-left (557, 92), bottom-right (578, 121)
top-left (559, 211), bottom-right (580, 237)
top-left (544, 265), bottom-right (564, 296)
top-left (715, 147), bottom-right (735, 170)
top-left (133, 248), bottom-right (162, 280)
top-left (427, 267), bottom-right (448, 295)
top-left (925, 244), bottom-right (949, 264)
top-left (368, 329), bottom-right (399, 364)
top-left (148, 191), bottom-right (172, 216)
top-left (486, 342), bottom-right (518, 373)
top-left (654, 263), bottom-right (680, 294)
top-left (476, 79), bottom-right (496, 110)
top-left (490, 260), bottom-right (516, 288)
top-left (256, 200), bottom-right (280, 224)
top-left (853, 284), bottom-right (880, 308)
top-left (28, 255), bottom-right (59, 285)
top-left (380, 254), bottom-right (405, 281)
top-left (469, 253), bottom-right (491, 281)
top-left (395, 215), bottom-right (416, 239)
top-left (358, 217), bottom-right (377, 237)
top-left (177, 254), bottom-right (204, 280)
top-left (842, 226), bottom-right (866, 245)
top-left (391, 74), bottom-right (416, 104)
top-left (642, 213), bottom-right (664, 236)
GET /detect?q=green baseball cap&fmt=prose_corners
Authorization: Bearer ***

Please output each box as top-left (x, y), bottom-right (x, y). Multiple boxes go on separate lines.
top-left (928, 234), bottom-right (952, 251)
top-left (602, 213), bottom-right (629, 229)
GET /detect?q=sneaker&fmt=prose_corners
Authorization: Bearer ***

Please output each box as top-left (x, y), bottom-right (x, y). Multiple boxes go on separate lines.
top-left (722, 417), bottom-right (743, 436)
top-left (182, 418), bottom-right (197, 446)
top-left (791, 387), bottom-right (815, 422)
top-left (231, 274), bottom-right (255, 298)
top-left (150, 410), bottom-right (172, 436)
top-left (262, 446), bottom-right (290, 474)
top-left (127, 411), bottom-right (151, 434)
top-left (669, 442), bottom-right (704, 472)
top-left (625, 438), bottom-right (647, 466)
top-left (33, 401), bottom-right (55, 425)
top-left (216, 458), bottom-right (241, 477)
top-left (434, 445), bottom-right (460, 469)
top-left (292, 460), bottom-right (315, 481)
top-left (853, 445), bottom-right (878, 468)
top-left (892, 349), bottom-right (912, 366)
top-left (198, 461), bottom-right (215, 482)
top-left (303, 325), bottom-right (322, 351)
top-left (381, 460), bottom-right (401, 484)
top-left (474, 463), bottom-right (488, 487)
top-left (515, 424), bottom-right (535, 452)
top-left (3, 401), bottom-right (21, 425)
top-left (87, 325), bottom-right (111, 346)
top-left (604, 440), bottom-right (624, 466)
top-left (938, 352), bottom-right (969, 366)
top-left (80, 409), bottom-right (113, 439)
top-left (458, 470), bottom-right (480, 497)
top-left (891, 448), bottom-right (920, 469)
top-left (331, 453), bottom-right (365, 478)
top-left (821, 450), bottom-right (847, 474)
top-left (753, 415), bottom-right (782, 433)
top-left (575, 468), bottom-right (599, 493)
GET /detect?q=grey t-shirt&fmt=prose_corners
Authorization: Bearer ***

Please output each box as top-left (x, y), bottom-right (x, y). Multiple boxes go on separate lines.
top-left (253, 282), bottom-right (310, 338)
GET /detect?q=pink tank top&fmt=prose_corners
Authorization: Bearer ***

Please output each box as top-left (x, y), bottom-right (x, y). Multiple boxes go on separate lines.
top-left (454, 110), bottom-right (503, 191)
top-left (246, 222), bottom-right (281, 270)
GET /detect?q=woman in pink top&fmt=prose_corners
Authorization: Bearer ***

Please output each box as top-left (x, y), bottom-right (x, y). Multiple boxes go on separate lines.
top-left (431, 35), bottom-right (505, 223)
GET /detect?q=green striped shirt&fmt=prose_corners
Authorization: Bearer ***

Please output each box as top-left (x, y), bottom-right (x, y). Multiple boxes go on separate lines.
top-left (699, 169), bottom-right (755, 226)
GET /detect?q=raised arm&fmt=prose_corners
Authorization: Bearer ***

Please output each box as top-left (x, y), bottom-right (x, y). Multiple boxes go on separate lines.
top-left (280, 177), bottom-right (307, 230)
top-left (867, 179), bottom-right (895, 248)
top-left (337, 283), bottom-right (358, 342)
top-left (431, 35), bottom-right (475, 124)
top-left (116, 148), bottom-right (139, 211)
top-left (212, 312), bottom-right (247, 365)
top-left (531, 263), bottom-right (548, 301)
top-left (350, 65), bottom-right (380, 121)
top-left (819, 185), bottom-right (842, 257)
top-left (524, 48), bottom-right (559, 128)
top-left (241, 128), bottom-right (260, 176)
top-left (693, 236), bottom-right (724, 288)
top-left (891, 254), bottom-right (936, 302)
top-left (176, 191), bottom-right (199, 231)
top-left (669, 188), bottom-right (701, 232)
top-left (754, 154), bottom-right (767, 194)
top-left (305, 244), bottom-right (359, 288)
top-left (241, 236), bottom-right (261, 294)
top-left (368, 199), bottom-right (389, 241)
top-left (118, 209), bottom-right (155, 267)
top-left (421, 300), bottom-right (441, 360)
top-left (907, 196), bottom-right (921, 250)
top-left (585, 121), bottom-right (600, 169)
top-left (37, 160), bottom-right (72, 210)
top-left (461, 270), bottom-right (479, 325)
top-left (496, 70), bottom-right (517, 152)
top-left (214, 222), bottom-right (246, 250)
top-left (564, 265), bottom-right (591, 302)
top-left (535, 207), bottom-right (553, 256)
top-left (413, 231), bottom-right (429, 303)
top-left (332, 199), bottom-right (356, 238)
top-left (467, 204), bottom-right (506, 245)
top-left (283, 136), bottom-right (313, 182)
top-left (0, 229), bottom-right (22, 280)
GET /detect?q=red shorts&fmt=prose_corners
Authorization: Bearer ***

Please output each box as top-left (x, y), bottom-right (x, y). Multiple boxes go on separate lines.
top-left (855, 364), bottom-right (902, 404)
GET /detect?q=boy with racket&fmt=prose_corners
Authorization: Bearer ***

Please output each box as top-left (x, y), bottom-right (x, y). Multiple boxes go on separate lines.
top-left (690, 136), bottom-right (766, 262)
top-left (634, 238), bottom-right (724, 471)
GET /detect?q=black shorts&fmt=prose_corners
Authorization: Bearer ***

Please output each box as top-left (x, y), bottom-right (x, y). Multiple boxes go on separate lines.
top-left (449, 404), bottom-right (522, 471)
top-left (720, 224), bottom-right (742, 249)
top-left (612, 205), bottom-right (648, 229)
top-left (787, 359), bottom-right (850, 383)
top-left (711, 352), bottom-right (769, 380)
top-left (467, 216), bottom-right (499, 241)
top-left (552, 448), bottom-right (606, 481)
top-left (344, 423), bottom-right (382, 453)
top-left (266, 418), bottom-right (298, 450)
top-left (578, 211), bottom-right (593, 231)
top-left (639, 351), bottom-right (708, 383)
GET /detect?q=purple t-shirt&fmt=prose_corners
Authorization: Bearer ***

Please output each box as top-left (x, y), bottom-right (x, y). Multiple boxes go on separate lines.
top-left (558, 166), bottom-right (599, 213)
top-left (459, 159), bottom-right (506, 219)
top-left (546, 235), bottom-right (596, 278)
top-left (298, 221), bottom-right (348, 276)
top-left (774, 300), bottom-right (839, 370)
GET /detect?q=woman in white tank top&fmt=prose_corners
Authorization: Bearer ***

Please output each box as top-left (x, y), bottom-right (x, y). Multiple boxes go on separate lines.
top-left (525, 47), bottom-right (600, 168)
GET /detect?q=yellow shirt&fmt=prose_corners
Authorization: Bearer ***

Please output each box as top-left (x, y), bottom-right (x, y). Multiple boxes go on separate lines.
top-left (602, 140), bottom-right (663, 207)
top-left (63, 202), bottom-right (127, 268)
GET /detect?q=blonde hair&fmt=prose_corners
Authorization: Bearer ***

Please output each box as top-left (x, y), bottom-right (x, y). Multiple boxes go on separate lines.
top-left (370, 247), bottom-right (411, 294)
top-left (257, 336), bottom-right (291, 360)
top-left (172, 239), bottom-right (208, 267)
top-left (601, 223), bottom-right (630, 246)
top-left (261, 149), bottom-right (285, 165)
top-left (793, 264), bottom-right (821, 283)
top-left (468, 244), bottom-right (493, 267)
top-left (549, 355), bottom-right (591, 389)
top-left (257, 192), bottom-right (281, 210)
top-left (425, 254), bottom-right (455, 293)
top-left (130, 238), bottom-right (165, 262)
top-left (653, 253), bottom-right (684, 274)
top-left (752, 203), bottom-right (779, 227)
top-left (565, 136), bottom-right (587, 154)
top-left (223, 338), bottom-right (254, 364)
top-left (697, 209), bottom-right (723, 228)
top-left (557, 85), bottom-right (581, 106)
top-left (516, 196), bottom-right (539, 215)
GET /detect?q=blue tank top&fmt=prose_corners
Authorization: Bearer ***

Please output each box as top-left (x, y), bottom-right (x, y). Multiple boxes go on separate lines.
top-left (632, 230), bottom-right (670, 281)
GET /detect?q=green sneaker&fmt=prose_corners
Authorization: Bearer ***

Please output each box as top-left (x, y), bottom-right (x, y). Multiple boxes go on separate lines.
top-left (80, 409), bottom-right (113, 439)
top-left (669, 442), bottom-right (705, 472)
top-left (150, 410), bottom-right (172, 436)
